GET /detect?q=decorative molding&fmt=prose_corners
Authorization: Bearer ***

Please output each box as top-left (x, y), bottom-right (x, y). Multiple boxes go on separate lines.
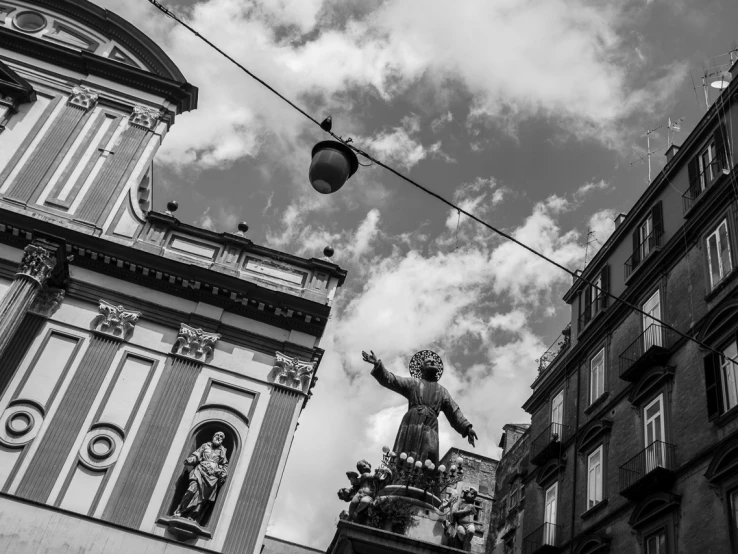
top-left (93, 300), bottom-right (141, 340)
top-left (17, 243), bottom-right (56, 285)
top-left (272, 351), bottom-right (315, 393)
top-left (28, 287), bottom-right (64, 318)
top-left (67, 85), bottom-right (99, 111)
top-left (129, 104), bottom-right (161, 130)
top-left (172, 323), bottom-right (220, 362)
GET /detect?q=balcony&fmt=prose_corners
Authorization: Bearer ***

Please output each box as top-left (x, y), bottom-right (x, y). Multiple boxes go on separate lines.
top-left (531, 423), bottom-right (568, 466)
top-left (619, 441), bottom-right (677, 501)
top-left (682, 156), bottom-right (727, 215)
top-left (624, 228), bottom-right (662, 281)
top-left (577, 294), bottom-right (605, 334)
top-left (619, 324), bottom-right (677, 381)
top-left (523, 523), bottom-right (562, 554)
top-left (536, 325), bottom-right (571, 375)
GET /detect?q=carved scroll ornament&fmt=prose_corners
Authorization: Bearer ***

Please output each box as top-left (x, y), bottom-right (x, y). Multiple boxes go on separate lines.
top-left (129, 104), bottom-right (161, 130)
top-left (93, 300), bottom-right (141, 340)
top-left (273, 352), bottom-right (315, 393)
top-left (172, 324), bottom-right (220, 362)
top-left (68, 85), bottom-right (99, 111)
top-left (17, 244), bottom-right (57, 285)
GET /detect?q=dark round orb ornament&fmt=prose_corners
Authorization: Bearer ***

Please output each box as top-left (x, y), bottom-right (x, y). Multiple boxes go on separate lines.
top-left (323, 246), bottom-right (334, 258)
top-left (238, 222), bottom-right (249, 234)
top-left (309, 141), bottom-right (359, 194)
top-left (166, 200), bottom-right (179, 213)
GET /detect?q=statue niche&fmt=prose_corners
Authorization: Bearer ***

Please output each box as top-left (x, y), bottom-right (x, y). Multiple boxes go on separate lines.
top-left (161, 422), bottom-right (234, 540)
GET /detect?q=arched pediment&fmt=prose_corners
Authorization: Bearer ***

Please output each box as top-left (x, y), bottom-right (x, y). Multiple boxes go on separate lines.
top-left (536, 458), bottom-right (563, 487)
top-left (705, 435), bottom-right (738, 485)
top-left (574, 535), bottom-right (611, 554)
top-left (628, 366), bottom-right (674, 406)
top-left (628, 492), bottom-right (681, 529)
top-left (698, 299), bottom-right (738, 344)
top-left (577, 419), bottom-right (612, 453)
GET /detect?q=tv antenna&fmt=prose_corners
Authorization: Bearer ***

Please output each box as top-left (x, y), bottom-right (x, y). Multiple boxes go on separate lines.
top-left (630, 125), bottom-right (664, 183)
top-left (583, 227), bottom-right (600, 266)
top-left (700, 47), bottom-right (738, 110)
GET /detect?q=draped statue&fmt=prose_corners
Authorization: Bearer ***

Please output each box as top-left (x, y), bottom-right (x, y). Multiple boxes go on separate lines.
top-left (362, 349), bottom-right (478, 466)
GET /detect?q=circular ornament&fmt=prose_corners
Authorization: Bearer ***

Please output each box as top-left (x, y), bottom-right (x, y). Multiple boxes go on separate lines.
top-left (6, 411), bottom-right (33, 436)
top-left (409, 350), bottom-right (444, 379)
top-left (0, 403), bottom-right (43, 446)
top-left (13, 11), bottom-right (47, 32)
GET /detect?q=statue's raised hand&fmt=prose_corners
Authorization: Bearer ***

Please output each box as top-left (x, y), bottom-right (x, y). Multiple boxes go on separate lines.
top-left (362, 350), bottom-right (378, 365)
top-left (467, 429), bottom-right (479, 447)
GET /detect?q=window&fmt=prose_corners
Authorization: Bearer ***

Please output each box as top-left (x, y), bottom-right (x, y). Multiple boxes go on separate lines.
top-left (577, 266), bottom-right (609, 332)
top-left (590, 348), bottom-right (605, 403)
top-left (699, 142), bottom-right (718, 190)
top-left (544, 482), bottom-right (558, 545)
top-left (551, 390), bottom-right (564, 434)
top-left (644, 395), bottom-right (666, 471)
top-left (587, 446), bottom-right (603, 509)
top-left (640, 215), bottom-right (654, 260)
top-left (642, 289), bottom-right (663, 350)
top-left (707, 220), bottom-right (733, 289)
top-left (474, 499), bottom-right (483, 523)
top-left (628, 202), bottom-right (663, 278)
top-left (645, 528), bottom-right (667, 554)
top-left (704, 339), bottom-right (738, 420)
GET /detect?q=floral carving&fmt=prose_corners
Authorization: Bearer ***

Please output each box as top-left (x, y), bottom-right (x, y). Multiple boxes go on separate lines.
top-left (129, 104), bottom-right (161, 130)
top-left (68, 86), bottom-right (99, 111)
top-left (17, 244), bottom-right (56, 285)
top-left (273, 352), bottom-right (315, 393)
top-left (172, 324), bottom-right (220, 362)
top-left (29, 287), bottom-right (65, 318)
top-left (93, 300), bottom-right (141, 340)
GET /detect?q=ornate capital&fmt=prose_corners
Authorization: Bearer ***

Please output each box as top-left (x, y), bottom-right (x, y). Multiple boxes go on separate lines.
top-left (68, 86), bottom-right (99, 111)
top-left (29, 287), bottom-right (65, 318)
top-left (93, 300), bottom-right (141, 340)
top-left (272, 352), bottom-right (315, 393)
top-left (172, 324), bottom-right (220, 362)
top-left (129, 105), bottom-right (161, 130)
top-left (17, 244), bottom-right (57, 285)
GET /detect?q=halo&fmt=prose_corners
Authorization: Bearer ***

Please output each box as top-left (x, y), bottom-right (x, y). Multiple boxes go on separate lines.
top-left (409, 350), bottom-right (444, 379)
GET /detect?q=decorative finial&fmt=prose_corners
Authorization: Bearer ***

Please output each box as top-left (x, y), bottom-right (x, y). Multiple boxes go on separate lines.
top-left (323, 246), bottom-right (334, 258)
top-left (166, 200), bottom-right (178, 215)
top-left (237, 222), bottom-right (249, 236)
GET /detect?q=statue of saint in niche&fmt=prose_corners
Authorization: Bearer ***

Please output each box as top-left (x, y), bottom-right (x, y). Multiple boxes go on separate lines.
top-left (173, 431), bottom-right (229, 524)
top-left (362, 349), bottom-right (478, 466)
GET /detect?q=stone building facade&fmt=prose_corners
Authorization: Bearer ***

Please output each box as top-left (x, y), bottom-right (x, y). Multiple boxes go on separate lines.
top-left (0, 1), bottom-right (346, 553)
top-left (520, 58), bottom-right (738, 553)
top-left (488, 424), bottom-right (530, 554)
top-left (439, 447), bottom-right (499, 554)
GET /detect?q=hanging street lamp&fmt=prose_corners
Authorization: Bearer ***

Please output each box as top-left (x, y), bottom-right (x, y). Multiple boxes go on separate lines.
top-left (309, 140), bottom-right (359, 194)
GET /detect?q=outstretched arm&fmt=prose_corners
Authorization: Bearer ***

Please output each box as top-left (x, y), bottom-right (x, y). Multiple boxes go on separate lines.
top-left (362, 350), bottom-right (413, 398)
top-left (442, 392), bottom-right (478, 447)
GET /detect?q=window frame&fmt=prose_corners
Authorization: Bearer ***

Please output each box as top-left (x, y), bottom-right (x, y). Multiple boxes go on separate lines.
top-left (586, 445), bottom-right (604, 510)
top-left (589, 347), bottom-right (606, 405)
top-left (706, 218), bottom-right (734, 290)
top-left (698, 141), bottom-right (718, 191)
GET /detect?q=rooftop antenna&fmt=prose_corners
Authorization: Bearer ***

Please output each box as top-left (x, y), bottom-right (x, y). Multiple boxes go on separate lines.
top-left (583, 227), bottom-right (599, 266)
top-left (667, 117), bottom-right (684, 147)
top-left (630, 125), bottom-right (664, 183)
top-left (701, 47), bottom-right (738, 109)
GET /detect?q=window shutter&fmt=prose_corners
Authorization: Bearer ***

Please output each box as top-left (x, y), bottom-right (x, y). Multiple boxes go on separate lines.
top-left (714, 123), bottom-right (727, 171)
top-left (652, 201), bottom-right (664, 233)
top-left (584, 284), bottom-right (592, 314)
top-left (703, 352), bottom-right (724, 420)
top-left (687, 156), bottom-right (700, 190)
top-left (600, 265), bottom-right (610, 309)
top-left (632, 228), bottom-right (641, 266)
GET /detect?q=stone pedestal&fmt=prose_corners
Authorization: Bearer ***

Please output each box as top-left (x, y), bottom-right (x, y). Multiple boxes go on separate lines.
top-left (327, 520), bottom-right (464, 554)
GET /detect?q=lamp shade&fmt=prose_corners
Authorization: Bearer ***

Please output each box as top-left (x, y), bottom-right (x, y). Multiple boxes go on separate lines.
top-left (309, 141), bottom-right (359, 194)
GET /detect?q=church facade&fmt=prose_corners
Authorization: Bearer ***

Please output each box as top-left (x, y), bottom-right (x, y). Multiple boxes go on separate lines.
top-left (0, 1), bottom-right (346, 553)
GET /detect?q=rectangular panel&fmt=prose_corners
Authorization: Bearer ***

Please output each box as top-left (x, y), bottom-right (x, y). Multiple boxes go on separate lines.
top-left (97, 356), bottom-right (153, 431)
top-left (169, 237), bottom-right (217, 260)
top-left (205, 382), bottom-right (254, 421)
top-left (244, 259), bottom-right (305, 285)
top-left (18, 333), bottom-right (79, 408)
top-left (0, 445), bottom-right (22, 490)
top-left (58, 464), bottom-right (104, 515)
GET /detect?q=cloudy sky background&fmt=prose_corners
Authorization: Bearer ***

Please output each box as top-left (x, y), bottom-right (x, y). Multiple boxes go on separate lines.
top-left (96, 0), bottom-right (737, 548)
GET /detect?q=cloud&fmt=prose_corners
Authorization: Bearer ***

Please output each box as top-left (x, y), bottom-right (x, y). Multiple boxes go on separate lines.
top-left (195, 204), bottom-right (241, 233)
top-left (586, 208), bottom-right (619, 256)
top-left (574, 179), bottom-right (611, 201)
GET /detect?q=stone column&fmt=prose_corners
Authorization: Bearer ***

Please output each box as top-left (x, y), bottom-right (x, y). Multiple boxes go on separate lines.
top-left (0, 239), bottom-right (63, 361)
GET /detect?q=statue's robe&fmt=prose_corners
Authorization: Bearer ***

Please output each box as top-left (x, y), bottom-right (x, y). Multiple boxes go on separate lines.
top-left (176, 441), bottom-right (228, 521)
top-left (371, 361), bottom-right (472, 465)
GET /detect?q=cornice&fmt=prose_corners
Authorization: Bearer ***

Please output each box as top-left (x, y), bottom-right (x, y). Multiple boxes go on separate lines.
top-left (0, 27), bottom-right (197, 113)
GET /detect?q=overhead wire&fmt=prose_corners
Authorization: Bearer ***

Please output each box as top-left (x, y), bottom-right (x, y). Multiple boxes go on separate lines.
top-left (145, 0), bottom-right (738, 366)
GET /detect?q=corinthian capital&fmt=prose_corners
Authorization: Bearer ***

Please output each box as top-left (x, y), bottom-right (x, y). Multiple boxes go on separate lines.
top-left (29, 287), bottom-right (65, 318)
top-left (129, 104), bottom-right (162, 130)
top-left (272, 352), bottom-right (315, 393)
top-left (93, 300), bottom-right (141, 340)
top-left (17, 244), bottom-right (57, 285)
top-left (68, 86), bottom-right (99, 111)
top-left (172, 324), bottom-right (220, 362)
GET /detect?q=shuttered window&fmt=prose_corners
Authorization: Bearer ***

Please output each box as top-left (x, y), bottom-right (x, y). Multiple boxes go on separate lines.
top-left (707, 219), bottom-right (733, 289)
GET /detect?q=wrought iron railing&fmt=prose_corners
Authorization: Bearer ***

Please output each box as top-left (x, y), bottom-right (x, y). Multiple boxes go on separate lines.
top-left (682, 156), bottom-right (726, 214)
top-left (619, 324), bottom-right (677, 377)
top-left (523, 522), bottom-right (562, 554)
top-left (577, 293), bottom-right (606, 332)
top-left (619, 441), bottom-right (676, 492)
top-left (624, 228), bottom-right (662, 280)
top-left (536, 325), bottom-right (571, 374)
top-left (531, 422), bottom-right (568, 463)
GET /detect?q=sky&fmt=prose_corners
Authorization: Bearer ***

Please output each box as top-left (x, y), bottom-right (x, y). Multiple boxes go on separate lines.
top-left (94, 0), bottom-right (737, 548)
